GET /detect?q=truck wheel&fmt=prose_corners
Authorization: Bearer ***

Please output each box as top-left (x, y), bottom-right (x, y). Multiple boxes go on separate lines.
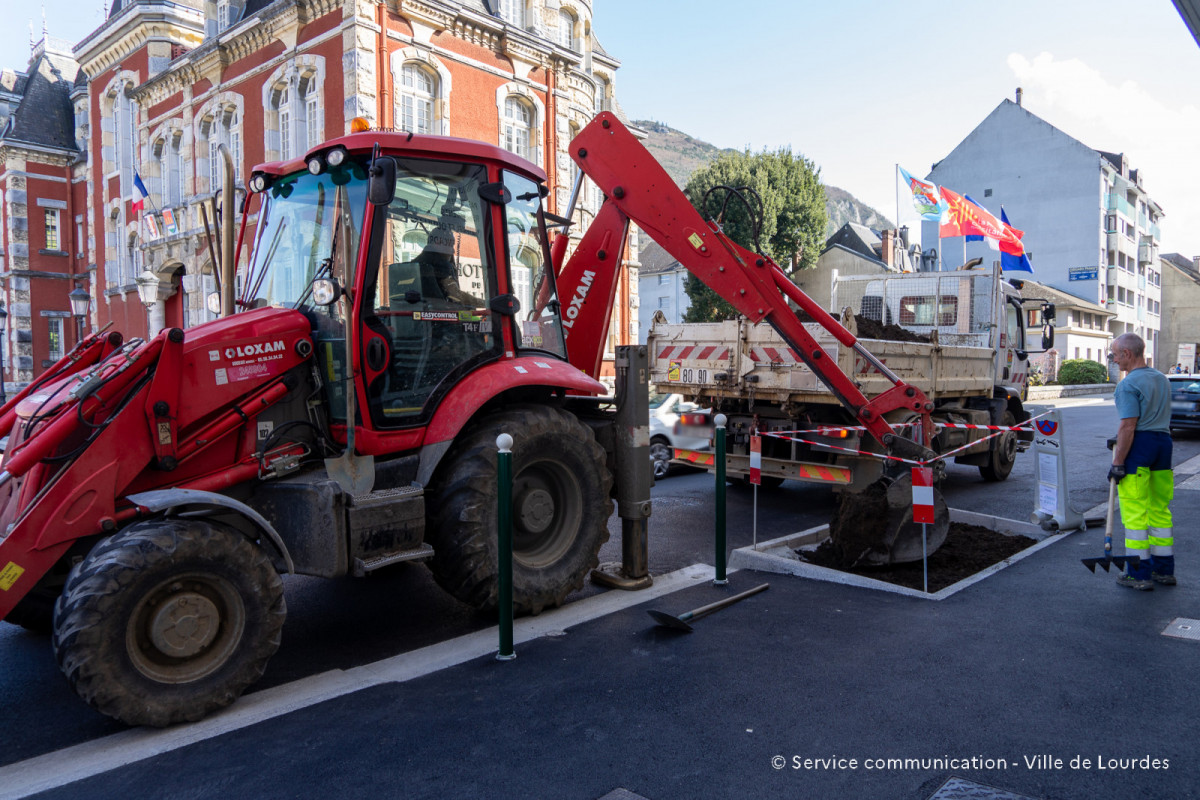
top-left (650, 436), bottom-right (673, 479)
top-left (51, 519), bottom-right (286, 727)
top-left (427, 405), bottom-right (613, 615)
top-left (979, 411), bottom-right (1017, 482)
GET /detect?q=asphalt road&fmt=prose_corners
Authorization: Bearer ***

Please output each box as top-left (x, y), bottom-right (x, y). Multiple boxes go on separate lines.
top-left (3, 395), bottom-right (1194, 774)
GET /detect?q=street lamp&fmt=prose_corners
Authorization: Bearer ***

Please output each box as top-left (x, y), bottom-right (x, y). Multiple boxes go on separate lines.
top-left (136, 270), bottom-right (163, 337)
top-left (0, 304), bottom-right (8, 405)
top-left (69, 286), bottom-right (91, 344)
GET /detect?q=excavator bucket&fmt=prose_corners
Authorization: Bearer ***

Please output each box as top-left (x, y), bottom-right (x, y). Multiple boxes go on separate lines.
top-left (828, 469), bottom-right (950, 566)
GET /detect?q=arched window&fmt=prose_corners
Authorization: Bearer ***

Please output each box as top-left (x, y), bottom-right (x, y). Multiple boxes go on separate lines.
top-left (558, 9), bottom-right (576, 50)
top-left (502, 97), bottom-right (532, 160)
top-left (398, 64), bottom-right (435, 135)
top-left (201, 103), bottom-right (242, 193)
top-left (497, 0), bottom-right (524, 27)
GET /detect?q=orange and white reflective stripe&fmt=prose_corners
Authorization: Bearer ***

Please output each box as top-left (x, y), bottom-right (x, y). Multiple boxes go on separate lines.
top-left (674, 449), bottom-right (715, 466)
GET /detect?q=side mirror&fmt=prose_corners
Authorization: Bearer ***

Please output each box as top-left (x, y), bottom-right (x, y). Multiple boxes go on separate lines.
top-left (368, 155), bottom-right (396, 206)
top-left (1041, 325), bottom-right (1054, 350)
top-left (1042, 302), bottom-right (1056, 326)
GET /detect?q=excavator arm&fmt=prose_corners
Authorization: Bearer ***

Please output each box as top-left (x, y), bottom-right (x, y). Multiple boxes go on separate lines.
top-left (555, 113), bottom-right (934, 458)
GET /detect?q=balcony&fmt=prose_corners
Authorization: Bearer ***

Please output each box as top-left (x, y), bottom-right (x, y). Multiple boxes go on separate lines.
top-left (1106, 193), bottom-right (1134, 217)
top-left (1139, 239), bottom-right (1158, 265)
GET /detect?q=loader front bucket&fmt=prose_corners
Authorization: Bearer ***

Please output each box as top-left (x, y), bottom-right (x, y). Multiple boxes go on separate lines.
top-left (828, 470), bottom-right (950, 566)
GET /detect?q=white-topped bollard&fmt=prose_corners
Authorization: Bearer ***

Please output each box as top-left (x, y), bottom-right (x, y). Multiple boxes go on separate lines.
top-left (1029, 409), bottom-right (1086, 532)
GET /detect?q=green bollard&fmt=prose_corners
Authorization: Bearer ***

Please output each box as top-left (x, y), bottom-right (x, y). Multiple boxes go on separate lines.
top-left (496, 433), bottom-right (516, 661)
top-left (714, 414), bottom-right (728, 585)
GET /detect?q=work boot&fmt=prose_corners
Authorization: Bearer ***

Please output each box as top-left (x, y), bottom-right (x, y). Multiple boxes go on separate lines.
top-left (1116, 574), bottom-right (1154, 591)
top-left (1150, 553), bottom-right (1175, 585)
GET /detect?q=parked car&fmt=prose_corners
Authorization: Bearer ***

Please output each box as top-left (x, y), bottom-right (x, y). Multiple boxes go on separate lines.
top-left (1169, 375), bottom-right (1200, 433)
top-left (649, 393), bottom-right (711, 479)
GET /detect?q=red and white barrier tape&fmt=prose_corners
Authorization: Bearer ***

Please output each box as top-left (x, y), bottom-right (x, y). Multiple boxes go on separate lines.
top-left (758, 410), bottom-right (1054, 467)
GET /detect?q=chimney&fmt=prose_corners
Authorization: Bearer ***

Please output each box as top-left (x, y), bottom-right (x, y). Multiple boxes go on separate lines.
top-left (899, 225), bottom-right (910, 250)
top-left (1016, 87), bottom-right (1023, 106)
top-left (1193, 255), bottom-right (1200, 273)
top-left (881, 229), bottom-right (895, 268)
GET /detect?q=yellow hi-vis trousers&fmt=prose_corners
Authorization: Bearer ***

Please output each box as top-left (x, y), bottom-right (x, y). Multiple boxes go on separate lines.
top-left (1119, 467), bottom-right (1174, 557)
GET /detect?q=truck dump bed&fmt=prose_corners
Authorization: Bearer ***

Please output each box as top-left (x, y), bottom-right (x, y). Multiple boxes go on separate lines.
top-left (649, 269), bottom-right (1004, 406)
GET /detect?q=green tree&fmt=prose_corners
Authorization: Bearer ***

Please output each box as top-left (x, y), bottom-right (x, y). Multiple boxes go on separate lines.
top-left (682, 148), bottom-right (826, 322)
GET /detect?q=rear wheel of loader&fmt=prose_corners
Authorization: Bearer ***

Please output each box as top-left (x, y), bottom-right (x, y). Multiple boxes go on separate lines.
top-left (427, 405), bottom-right (612, 615)
top-left (51, 519), bottom-right (286, 727)
top-left (979, 410), bottom-right (1018, 482)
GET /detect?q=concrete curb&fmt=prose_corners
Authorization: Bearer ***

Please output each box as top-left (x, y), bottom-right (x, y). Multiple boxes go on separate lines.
top-left (729, 508), bottom-right (1071, 601)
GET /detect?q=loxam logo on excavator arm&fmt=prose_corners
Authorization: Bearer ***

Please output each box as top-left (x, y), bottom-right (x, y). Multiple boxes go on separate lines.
top-left (560, 269), bottom-right (596, 335)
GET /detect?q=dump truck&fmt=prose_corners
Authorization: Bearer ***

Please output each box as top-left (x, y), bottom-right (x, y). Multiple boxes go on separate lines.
top-left (650, 265), bottom-right (1054, 563)
top-left (1, 112), bottom-right (971, 726)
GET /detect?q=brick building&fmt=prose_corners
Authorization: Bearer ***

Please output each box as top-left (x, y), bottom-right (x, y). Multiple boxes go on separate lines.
top-left (1, 0), bottom-right (639, 391)
top-left (0, 37), bottom-right (91, 397)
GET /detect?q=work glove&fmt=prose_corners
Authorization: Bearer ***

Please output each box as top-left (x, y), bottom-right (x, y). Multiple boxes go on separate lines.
top-left (1108, 464), bottom-right (1127, 483)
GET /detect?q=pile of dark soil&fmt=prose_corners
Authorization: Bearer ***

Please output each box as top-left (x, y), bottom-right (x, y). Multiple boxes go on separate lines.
top-left (799, 522), bottom-right (1037, 593)
top-left (793, 308), bottom-right (932, 344)
top-left (852, 315), bottom-right (932, 344)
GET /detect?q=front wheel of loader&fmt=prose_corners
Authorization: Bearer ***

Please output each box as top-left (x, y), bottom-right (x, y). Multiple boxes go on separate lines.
top-left (52, 519), bottom-right (286, 727)
top-left (427, 405), bottom-right (613, 615)
top-left (979, 411), bottom-right (1018, 482)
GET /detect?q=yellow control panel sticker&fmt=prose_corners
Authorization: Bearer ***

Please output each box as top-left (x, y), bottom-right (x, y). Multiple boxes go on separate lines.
top-left (668, 361), bottom-right (681, 381)
top-left (0, 561), bottom-right (25, 591)
top-left (688, 233), bottom-right (704, 250)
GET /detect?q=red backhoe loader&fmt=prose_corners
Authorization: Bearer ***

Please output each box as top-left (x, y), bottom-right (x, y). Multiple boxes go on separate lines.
top-left (0, 113), bottom-right (941, 726)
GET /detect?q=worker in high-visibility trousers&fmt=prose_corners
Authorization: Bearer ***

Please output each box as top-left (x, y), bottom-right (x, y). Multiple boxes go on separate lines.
top-left (1108, 333), bottom-right (1175, 591)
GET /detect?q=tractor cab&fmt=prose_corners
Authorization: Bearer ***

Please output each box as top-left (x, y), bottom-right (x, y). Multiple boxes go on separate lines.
top-left (242, 132), bottom-right (569, 434)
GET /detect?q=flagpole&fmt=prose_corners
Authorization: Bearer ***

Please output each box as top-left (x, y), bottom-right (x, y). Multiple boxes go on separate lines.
top-left (894, 163), bottom-right (900, 243)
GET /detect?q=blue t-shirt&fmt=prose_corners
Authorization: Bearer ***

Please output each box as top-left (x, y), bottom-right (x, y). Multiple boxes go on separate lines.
top-left (1114, 367), bottom-right (1171, 433)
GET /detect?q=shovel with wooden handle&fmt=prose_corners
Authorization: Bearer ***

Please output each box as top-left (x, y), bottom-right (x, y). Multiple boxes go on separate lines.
top-left (647, 583), bottom-right (769, 632)
top-left (1082, 478), bottom-right (1131, 572)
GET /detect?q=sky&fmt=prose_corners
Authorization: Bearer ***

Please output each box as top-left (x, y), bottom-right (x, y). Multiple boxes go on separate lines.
top-left (590, 0), bottom-right (1200, 256)
top-left (3, 1), bottom-right (1199, 253)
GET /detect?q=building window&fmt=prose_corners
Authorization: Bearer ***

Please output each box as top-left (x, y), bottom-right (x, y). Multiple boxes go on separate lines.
top-left (44, 209), bottom-right (60, 251)
top-left (47, 318), bottom-right (64, 361)
top-left (1027, 309), bottom-right (1041, 326)
top-left (201, 104), bottom-right (242, 192)
top-left (76, 218), bottom-right (84, 258)
top-left (278, 85), bottom-right (292, 159)
top-left (502, 97), bottom-right (532, 159)
top-left (657, 297), bottom-right (669, 309)
top-left (305, 80), bottom-right (321, 148)
top-left (497, 0), bottom-right (524, 26)
top-left (154, 131), bottom-right (184, 207)
top-left (398, 64), bottom-right (435, 135)
top-left (558, 8), bottom-right (576, 49)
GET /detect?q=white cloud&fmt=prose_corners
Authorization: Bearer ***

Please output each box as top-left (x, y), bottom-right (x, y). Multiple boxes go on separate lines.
top-left (1007, 52), bottom-right (1200, 255)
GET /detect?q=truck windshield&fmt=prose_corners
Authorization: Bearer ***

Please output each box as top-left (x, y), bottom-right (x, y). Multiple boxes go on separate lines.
top-left (243, 165), bottom-right (368, 309)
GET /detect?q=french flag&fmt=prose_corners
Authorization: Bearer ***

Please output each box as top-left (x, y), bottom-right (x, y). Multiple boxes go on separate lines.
top-left (130, 172), bottom-right (149, 215)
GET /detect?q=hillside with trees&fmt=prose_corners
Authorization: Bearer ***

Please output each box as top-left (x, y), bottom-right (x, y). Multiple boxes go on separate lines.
top-left (632, 120), bottom-right (892, 236)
